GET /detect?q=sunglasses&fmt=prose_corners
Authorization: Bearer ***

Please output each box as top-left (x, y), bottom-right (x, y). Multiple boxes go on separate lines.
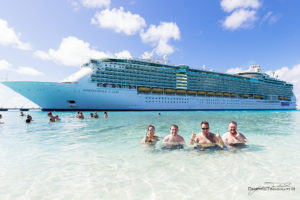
top-left (202, 127), bottom-right (209, 130)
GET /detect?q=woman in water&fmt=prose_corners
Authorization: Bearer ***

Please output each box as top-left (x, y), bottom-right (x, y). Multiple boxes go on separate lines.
top-left (141, 125), bottom-right (159, 144)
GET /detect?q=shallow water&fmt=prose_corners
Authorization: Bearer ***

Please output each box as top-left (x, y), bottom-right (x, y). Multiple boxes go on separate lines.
top-left (0, 111), bottom-right (299, 200)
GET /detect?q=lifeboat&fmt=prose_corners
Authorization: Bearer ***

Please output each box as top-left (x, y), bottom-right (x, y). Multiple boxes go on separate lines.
top-left (278, 96), bottom-right (283, 100)
top-left (254, 94), bottom-right (260, 99)
top-left (197, 91), bottom-right (205, 96)
top-left (152, 87), bottom-right (163, 94)
top-left (223, 92), bottom-right (230, 97)
top-left (215, 92), bottom-right (223, 96)
top-left (206, 91), bottom-right (215, 96)
top-left (242, 94), bottom-right (249, 98)
top-left (137, 86), bottom-right (150, 93)
top-left (164, 88), bottom-right (175, 94)
top-left (187, 90), bottom-right (196, 96)
top-left (176, 89), bottom-right (186, 95)
top-left (230, 93), bottom-right (237, 97)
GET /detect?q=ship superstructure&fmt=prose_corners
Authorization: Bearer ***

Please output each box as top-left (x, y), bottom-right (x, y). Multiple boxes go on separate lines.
top-left (2, 58), bottom-right (297, 110)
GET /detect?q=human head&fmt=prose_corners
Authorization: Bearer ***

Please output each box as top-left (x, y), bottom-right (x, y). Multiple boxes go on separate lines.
top-left (147, 125), bottom-right (155, 135)
top-left (228, 121), bottom-right (237, 135)
top-left (0, 114), bottom-right (2, 119)
top-left (201, 121), bottom-right (210, 135)
top-left (170, 124), bottom-right (179, 136)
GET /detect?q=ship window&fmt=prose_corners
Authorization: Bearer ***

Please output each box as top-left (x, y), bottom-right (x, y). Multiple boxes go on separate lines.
top-left (68, 100), bottom-right (76, 104)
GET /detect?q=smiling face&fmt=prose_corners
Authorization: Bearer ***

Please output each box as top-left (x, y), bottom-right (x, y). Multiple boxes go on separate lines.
top-left (170, 125), bottom-right (178, 136)
top-left (148, 126), bottom-right (155, 136)
top-left (229, 122), bottom-right (237, 135)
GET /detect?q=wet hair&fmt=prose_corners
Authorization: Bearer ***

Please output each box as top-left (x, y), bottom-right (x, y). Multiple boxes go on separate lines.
top-left (25, 118), bottom-right (31, 123)
top-left (201, 121), bottom-right (209, 126)
top-left (147, 124), bottom-right (155, 131)
top-left (170, 124), bottom-right (178, 130)
top-left (229, 121), bottom-right (237, 126)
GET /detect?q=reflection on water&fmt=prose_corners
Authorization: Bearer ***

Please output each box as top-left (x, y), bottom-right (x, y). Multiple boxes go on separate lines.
top-left (0, 110), bottom-right (299, 200)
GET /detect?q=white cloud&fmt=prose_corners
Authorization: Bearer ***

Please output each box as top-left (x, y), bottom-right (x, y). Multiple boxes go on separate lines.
top-left (226, 67), bottom-right (246, 74)
top-left (222, 9), bottom-right (257, 30)
top-left (34, 36), bottom-right (134, 66)
top-left (114, 50), bottom-right (132, 59)
top-left (141, 51), bottom-right (154, 59)
top-left (0, 59), bottom-right (44, 77)
top-left (221, 0), bottom-right (260, 13)
top-left (16, 66), bottom-right (44, 76)
top-left (80, 0), bottom-right (110, 8)
top-left (140, 22), bottom-right (180, 56)
top-left (34, 36), bottom-right (111, 67)
top-left (0, 60), bottom-right (12, 71)
top-left (261, 11), bottom-right (281, 25)
top-left (91, 7), bottom-right (146, 35)
top-left (0, 18), bottom-right (32, 50)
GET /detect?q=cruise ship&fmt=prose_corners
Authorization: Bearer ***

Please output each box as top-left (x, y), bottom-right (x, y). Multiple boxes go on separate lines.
top-left (2, 58), bottom-right (297, 110)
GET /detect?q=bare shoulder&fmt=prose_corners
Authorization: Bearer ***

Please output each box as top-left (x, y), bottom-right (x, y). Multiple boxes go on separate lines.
top-left (238, 132), bottom-right (247, 139)
top-left (178, 135), bottom-right (185, 141)
top-left (163, 135), bottom-right (170, 142)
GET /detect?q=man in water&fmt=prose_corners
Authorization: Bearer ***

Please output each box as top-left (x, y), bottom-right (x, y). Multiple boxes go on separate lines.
top-left (162, 124), bottom-right (185, 146)
top-left (222, 121), bottom-right (247, 146)
top-left (94, 112), bottom-right (99, 118)
top-left (190, 121), bottom-right (224, 149)
top-left (141, 124), bottom-right (159, 144)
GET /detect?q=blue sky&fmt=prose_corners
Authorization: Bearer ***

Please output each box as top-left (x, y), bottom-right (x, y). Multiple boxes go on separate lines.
top-left (0, 0), bottom-right (300, 108)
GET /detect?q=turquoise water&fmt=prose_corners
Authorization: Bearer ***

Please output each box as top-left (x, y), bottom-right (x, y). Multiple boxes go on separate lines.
top-left (0, 111), bottom-right (299, 200)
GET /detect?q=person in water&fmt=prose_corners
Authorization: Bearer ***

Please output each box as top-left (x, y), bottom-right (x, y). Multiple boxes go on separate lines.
top-left (162, 124), bottom-right (185, 146)
top-left (222, 121), bottom-right (247, 146)
top-left (20, 112), bottom-right (24, 116)
top-left (90, 113), bottom-right (94, 118)
top-left (49, 115), bottom-right (56, 122)
top-left (190, 121), bottom-right (224, 149)
top-left (76, 111), bottom-right (84, 119)
top-left (141, 125), bottom-right (159, 144)
top-left (26, 115), bottom-right (33, 123)
top-left (94, 112), bottom-right (99, 118)
top-left (104, 111), bottom-right (108, 119)
top-left (54, 115), bottom-right (61, 121)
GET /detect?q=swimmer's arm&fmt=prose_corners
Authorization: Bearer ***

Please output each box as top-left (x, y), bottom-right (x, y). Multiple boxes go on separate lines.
top-left (140, 136), bottom-right (147, 144)
top-left (215, 134), bottom-right (224, 148)
top-left (237, 133), bottom-right (247, 143)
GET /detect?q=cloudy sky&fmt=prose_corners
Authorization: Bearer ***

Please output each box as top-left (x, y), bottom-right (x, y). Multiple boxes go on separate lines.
top-left (0, 0), bottom-right (300, 108)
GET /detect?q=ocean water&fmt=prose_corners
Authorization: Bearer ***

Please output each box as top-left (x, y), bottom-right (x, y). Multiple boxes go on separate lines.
top-left (0, 110), bottom-right (299, 200)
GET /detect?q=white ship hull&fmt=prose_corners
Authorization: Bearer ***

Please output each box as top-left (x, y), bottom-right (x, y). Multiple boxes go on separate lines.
top-left (2, 81), bottom-right (297, 110)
